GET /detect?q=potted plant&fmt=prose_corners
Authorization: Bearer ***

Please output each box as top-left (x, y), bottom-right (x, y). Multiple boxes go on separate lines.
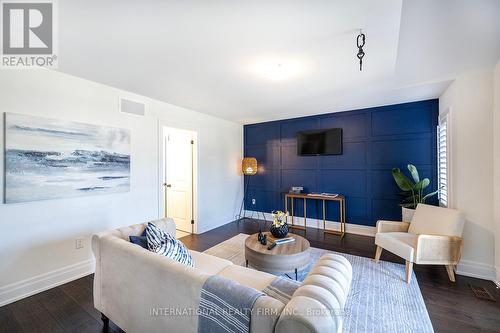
top-left (392, 164), bottom-right (439, 222)
top-left (270, 210), bottom-right (289, 238)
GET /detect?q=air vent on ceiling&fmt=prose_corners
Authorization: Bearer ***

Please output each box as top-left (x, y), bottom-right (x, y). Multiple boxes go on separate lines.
top-left (119, 97), bottom-right (145, 116)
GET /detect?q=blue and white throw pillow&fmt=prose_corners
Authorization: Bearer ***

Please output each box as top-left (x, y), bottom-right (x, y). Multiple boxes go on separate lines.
top-left (145, 222), bottom-right (194, 267)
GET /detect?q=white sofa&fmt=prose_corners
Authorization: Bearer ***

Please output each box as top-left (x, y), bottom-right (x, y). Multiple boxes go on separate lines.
top-left (92, 218), bottom-right (353, 333)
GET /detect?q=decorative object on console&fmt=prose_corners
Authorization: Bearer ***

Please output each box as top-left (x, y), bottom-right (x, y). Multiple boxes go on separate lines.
top-left (4, 113), bottom-right (130, 203)
top-left (392, 164), bottom-right (439, 222)
top-left (288, 186), bottom-right (303, 194)
top-left (270, 210), bottom-right (289, 238)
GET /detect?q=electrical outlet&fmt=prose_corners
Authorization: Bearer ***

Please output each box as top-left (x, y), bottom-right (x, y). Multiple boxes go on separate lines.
top-left (75, 238), bottom-right (84, 249)
top-left (252, 198), bottom-right (256, 205)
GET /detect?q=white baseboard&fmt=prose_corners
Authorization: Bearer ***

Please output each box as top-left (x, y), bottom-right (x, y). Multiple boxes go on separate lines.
top-left (495, 267), bottom-right (500, 288)
top-left (455, 259), bottom-right (496, 281)
top-left (197, 214), bottom-right (240, 234)
top-left (244, 210), bottom-right (376, 237)
top-left (0, 259), bottom-right (95, 307)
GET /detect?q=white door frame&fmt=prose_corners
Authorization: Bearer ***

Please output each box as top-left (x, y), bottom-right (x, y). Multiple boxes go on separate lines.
top-left (159, 125), bottom-right (198, 234)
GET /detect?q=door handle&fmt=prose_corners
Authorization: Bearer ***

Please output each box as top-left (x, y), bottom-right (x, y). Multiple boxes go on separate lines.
top-left (164, 183), bottom-right (172, 188)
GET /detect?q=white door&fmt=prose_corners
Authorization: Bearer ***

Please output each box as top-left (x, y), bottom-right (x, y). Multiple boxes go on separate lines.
top-left (164, 128), bottom-right (195, 233)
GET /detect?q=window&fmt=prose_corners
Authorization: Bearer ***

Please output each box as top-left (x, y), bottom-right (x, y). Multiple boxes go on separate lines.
top-left (437, 111), bottom-right (450, 207)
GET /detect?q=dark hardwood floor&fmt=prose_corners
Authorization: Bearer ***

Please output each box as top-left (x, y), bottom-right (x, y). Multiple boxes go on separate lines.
top-left (2, 219), bottom-right (499, 333)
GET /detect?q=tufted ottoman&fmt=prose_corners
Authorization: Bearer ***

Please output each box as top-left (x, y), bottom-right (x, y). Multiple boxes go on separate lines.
top-left (275, 253), bottom-right (353, 333)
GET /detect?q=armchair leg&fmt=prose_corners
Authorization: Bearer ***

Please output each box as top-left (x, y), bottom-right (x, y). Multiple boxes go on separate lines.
top-left (405, 261), bottom-right (413, 284)
top-left (374, 246), bottom-right (382, 263)
top-left (445, 265), bottom-right (456, 282)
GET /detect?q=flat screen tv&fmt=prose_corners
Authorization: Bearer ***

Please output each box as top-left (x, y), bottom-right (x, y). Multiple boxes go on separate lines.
top-left (297, 128), bottom-right (342, 156)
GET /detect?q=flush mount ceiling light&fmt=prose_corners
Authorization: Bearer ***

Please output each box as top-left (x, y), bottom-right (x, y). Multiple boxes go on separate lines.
top-left (252, 58), bottom-right (303, 81)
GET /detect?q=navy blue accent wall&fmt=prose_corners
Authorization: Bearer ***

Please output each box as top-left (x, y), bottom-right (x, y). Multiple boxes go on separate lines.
top-left (243, 99), bottom-right (439, 226)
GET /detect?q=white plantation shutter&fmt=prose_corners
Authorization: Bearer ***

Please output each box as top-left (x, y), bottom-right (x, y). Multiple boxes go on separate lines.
top-left (437, 112), bottom-right (450, 207)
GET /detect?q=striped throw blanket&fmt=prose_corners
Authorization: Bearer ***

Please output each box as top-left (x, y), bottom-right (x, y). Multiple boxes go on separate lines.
top-left (198, 275), bottom-right (263, 333)
top-left (198, 275), bottom-right (301, 333)
top-left (262, 276), bottom-right (301, 304)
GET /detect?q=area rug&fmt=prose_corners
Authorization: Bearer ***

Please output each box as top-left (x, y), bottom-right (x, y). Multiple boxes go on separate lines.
top-left (204, 233), bottom-right (434, 333)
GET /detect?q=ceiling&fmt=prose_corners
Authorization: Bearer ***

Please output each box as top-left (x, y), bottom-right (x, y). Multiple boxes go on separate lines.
top-left (57, 0), bottom-right (500, 124)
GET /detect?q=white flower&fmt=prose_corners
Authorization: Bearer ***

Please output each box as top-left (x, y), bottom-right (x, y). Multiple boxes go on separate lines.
top-left (271, 210), bottom-right (288, 227)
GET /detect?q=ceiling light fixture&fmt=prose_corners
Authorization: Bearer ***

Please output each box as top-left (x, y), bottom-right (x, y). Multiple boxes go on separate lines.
top-left (253, 59), bottom-right (303, 81)
top-left (356, 29), bottom-right (366, 71)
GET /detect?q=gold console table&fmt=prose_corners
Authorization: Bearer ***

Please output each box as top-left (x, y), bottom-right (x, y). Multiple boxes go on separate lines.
top-left (284, 193), bottom-right (346, 238)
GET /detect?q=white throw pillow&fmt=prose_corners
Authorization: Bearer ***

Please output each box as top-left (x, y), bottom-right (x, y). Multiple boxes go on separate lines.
top-left (145, 222), bottom-right (194, 267)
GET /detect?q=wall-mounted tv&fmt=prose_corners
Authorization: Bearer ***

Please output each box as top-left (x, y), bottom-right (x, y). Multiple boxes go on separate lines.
top-left (297, 128), bottom-right (342, 156)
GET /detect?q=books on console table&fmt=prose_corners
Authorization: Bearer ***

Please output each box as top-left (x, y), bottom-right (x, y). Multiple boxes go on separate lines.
top-left (306, 192), bottom-right (339, 198)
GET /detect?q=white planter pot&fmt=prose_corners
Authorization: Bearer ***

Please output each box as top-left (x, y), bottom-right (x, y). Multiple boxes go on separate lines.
top-left (402, 207), bottom-right (415, 222)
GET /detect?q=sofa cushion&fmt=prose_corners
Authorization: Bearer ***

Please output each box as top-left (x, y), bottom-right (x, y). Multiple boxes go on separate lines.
top-left (113, 218), bottom-right (176, 241)
top-left (375, 232), bottom-right (417, 262)
top-left (217, 264), bottom-right (276, 291)
top-left (129, 227), bottom-right (147, 248)
top-left (190, 251), bottom-right (233, 275)
top-left (302, 253), bottom-right (353, 309)
top-left (129, 235), bottom-right (147, 249)
top-left (317, 253), bottom-right (353, 278)
top-left (302, 274), bottom-right (347, 307)
top-left (146, 222), bottom-right (194, 267)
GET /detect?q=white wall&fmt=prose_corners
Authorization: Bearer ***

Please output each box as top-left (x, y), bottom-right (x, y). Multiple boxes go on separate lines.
top-left (0, 69), bottom-right (243, 305)
top-left (154, 105), bottom-right (243, 234)
top-left (494, 60), bottom-right (500, 286)
top-left (439, 68), bottom-right (497, 280)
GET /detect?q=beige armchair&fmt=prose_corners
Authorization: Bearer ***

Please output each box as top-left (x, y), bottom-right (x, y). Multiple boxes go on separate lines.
top-left (374, 204), bottom-right (465, 283)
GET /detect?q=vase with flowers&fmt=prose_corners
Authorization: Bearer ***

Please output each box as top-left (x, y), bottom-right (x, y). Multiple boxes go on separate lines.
top-left (270, 210), bottom-right (289, 238)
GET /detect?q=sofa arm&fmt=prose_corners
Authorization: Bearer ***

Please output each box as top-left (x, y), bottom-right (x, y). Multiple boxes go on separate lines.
top-left (96, 234), bottom-right (209, 333)
top-left (415, 234), bottom-right (463, 264)
top-left (91, 233), bottom-right (103, 310)
top-left (376, 220), bottom-right (410, 233)
top-left (275, 254), bottom-right (352, 333)
top-left (275, 296), bottom-right (339, 333)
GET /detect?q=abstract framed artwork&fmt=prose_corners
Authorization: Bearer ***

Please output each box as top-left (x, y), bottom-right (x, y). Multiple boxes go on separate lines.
top-left (4, 113), bottom-right (130, 203)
